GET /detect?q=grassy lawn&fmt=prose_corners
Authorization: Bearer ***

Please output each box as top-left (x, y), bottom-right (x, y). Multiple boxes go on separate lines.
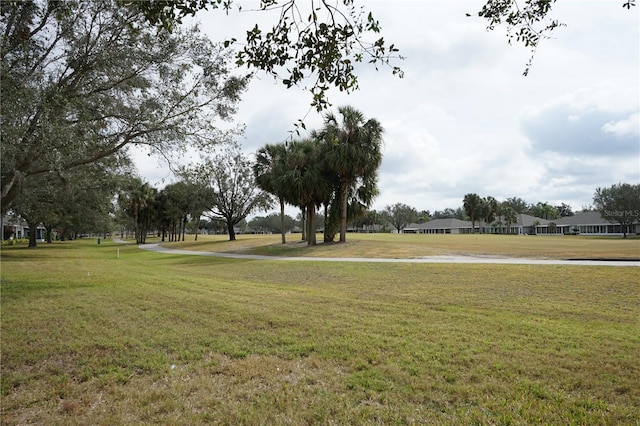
top-left (1, 236), bottom-right (639, 424)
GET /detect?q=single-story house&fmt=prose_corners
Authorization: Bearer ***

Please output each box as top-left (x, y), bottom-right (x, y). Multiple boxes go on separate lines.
top-left (401, 211), bottom-right (638, 236)
top-left (403, 214), bottom-right (550, 235)
top-left (1, 214), bottom-right (47, 241)
top-left (510, 214), bottom-right (551, 235)
top-left (403, 218), bottom-right (474, 234)
top-left (550, 211), bottom-right (639, 236)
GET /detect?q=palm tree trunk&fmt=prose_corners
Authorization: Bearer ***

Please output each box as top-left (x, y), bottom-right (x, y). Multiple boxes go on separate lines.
top-left (339, 180), bottom-right (348, 243)
top-left (306, 204), bottom-right (316, 246)
top-left (300, 206), bottom-right (306, 241)
top-left (323, 203), bottom-right (333, 243)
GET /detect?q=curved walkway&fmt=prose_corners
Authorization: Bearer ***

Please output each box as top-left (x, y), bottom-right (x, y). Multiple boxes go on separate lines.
top-left (138, 243), bottom-right (640, 267)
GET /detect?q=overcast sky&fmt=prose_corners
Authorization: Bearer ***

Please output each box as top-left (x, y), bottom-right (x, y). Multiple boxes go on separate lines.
top-left (135, 1), bottom-right (639, 214)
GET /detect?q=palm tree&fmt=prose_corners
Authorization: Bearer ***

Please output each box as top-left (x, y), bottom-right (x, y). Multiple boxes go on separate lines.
top-left (254, 143), bottom-right (290, 244)
top-left (350, 173), bottom-right (380, 224)
top-left (124, 180), bottom-right (157, 244)
top-left (324, 172), bottom-right (380, 241)
top-left (322, 105), bottom-right (383, 243)
top-left (463, 193), bottom-right (483, 234)
top-left (502, 206), bottom-right (518, 235)
top-left (284, 138), bottom-right (331, 246)
top-left (483, 196), bottom-right (499, 233)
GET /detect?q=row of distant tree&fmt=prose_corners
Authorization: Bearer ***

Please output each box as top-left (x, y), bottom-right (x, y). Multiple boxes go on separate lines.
top-left (248, 183), bottom-right (640, 237)
top-left (389, 184), bottom-right (639, 236)
top-left (246, 200), bottom-right (578, 236)
top-left (3, 143), bottom-right (262, 247)
top-left (7, 103), bottom-right (386, 248)
top-left (7, 142), bottom-right (637, 248)
top-left (380, 197), bottom-right (574, 234)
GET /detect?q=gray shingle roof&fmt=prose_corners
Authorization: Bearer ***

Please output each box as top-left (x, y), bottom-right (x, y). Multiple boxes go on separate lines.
top-left (401, 210), bottom-right (636, 231)
top-left (517, 214), bottom-right (550, 227)
top-left (403, 219), bottom-right (470, 230)
top-left (415, 218), bottom-right (472, 229)
top-left (555, 211), bottom-right (612, 226)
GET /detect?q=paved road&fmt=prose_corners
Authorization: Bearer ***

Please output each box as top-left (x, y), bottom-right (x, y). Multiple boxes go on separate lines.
top-left (137, 243), bottom-right (640, 267)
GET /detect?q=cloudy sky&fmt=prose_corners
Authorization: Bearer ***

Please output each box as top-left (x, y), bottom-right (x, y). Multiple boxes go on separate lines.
top-left (136, 0), bottom-right (639, 214)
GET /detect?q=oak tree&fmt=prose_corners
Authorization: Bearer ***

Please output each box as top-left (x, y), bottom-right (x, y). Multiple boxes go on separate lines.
top-left (383, 203), bottom-right (418, 233)
top-left (182, 145), bottom-right (273, 241)
top-left (1, 0), bottom-right (247, 213)
top-left (593, 183), bottom-right (640, 238)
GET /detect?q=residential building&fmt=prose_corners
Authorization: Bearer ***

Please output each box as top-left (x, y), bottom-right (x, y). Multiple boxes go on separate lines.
top-left (553, 211), bottom-right (639, 236)
top-left (1, 214), bottom-right (46, 241)
top-left (400, 211), bottom-right (638, 236)
top-left (403, 218), bottom-right (475, 234)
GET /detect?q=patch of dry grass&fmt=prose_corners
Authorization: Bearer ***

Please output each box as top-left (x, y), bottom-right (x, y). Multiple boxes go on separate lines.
top-left (1, 238), bottom-right (639, 424)
top-left (165, 232), bottom-right (640, 260)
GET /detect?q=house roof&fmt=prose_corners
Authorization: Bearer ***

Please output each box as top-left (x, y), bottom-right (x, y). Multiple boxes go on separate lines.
top-left (398, 210), bottom-right (637, 231)
top-left (402, 211), bottom-right (632, 231)
top-left (555, 211), bottom-right (613, 226)
top-left (404, 218), bottom-right (480, 230)
top-left (417, 218), bottom-right (473, 229)
top-left (405, 215), bottom-right (551, 230)
top-left (517, 213), bottom-right (550, 227)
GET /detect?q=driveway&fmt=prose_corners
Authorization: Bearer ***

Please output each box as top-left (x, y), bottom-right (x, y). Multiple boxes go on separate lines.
top-left (137, 243), bottom-right (640, 267)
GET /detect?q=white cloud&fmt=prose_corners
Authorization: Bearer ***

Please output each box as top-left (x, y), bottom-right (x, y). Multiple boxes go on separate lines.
top-left (602, 112), bottom-right (640, 138)
top-left (518, 86), bottom-right (639, 157)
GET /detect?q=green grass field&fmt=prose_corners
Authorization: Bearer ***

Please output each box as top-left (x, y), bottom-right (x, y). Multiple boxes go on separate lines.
top-left (1, 235), bottom-right (639, 424)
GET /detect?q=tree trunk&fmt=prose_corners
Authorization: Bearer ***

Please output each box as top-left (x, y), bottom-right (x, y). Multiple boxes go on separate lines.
top-left (300, 206), bottom-right (306, 241)
top-left (133, 216), bottom-right (140, 244)
top-left (279, 197), bottom-right (286, 244)
top-left (138, 218), bottom-right (147, 244)
top-left (227, 221), bottom-right (236, 241)
top-left (45, 225), bottom-right (53, 243)
top-left (306, 204), bottom-right (316, 246)
top-left (27, 219), bottom-right (38, 248)
top-left (339, 181), bottom-right (348, 243)
top-left (323, 203), bottom-right (332, 243)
